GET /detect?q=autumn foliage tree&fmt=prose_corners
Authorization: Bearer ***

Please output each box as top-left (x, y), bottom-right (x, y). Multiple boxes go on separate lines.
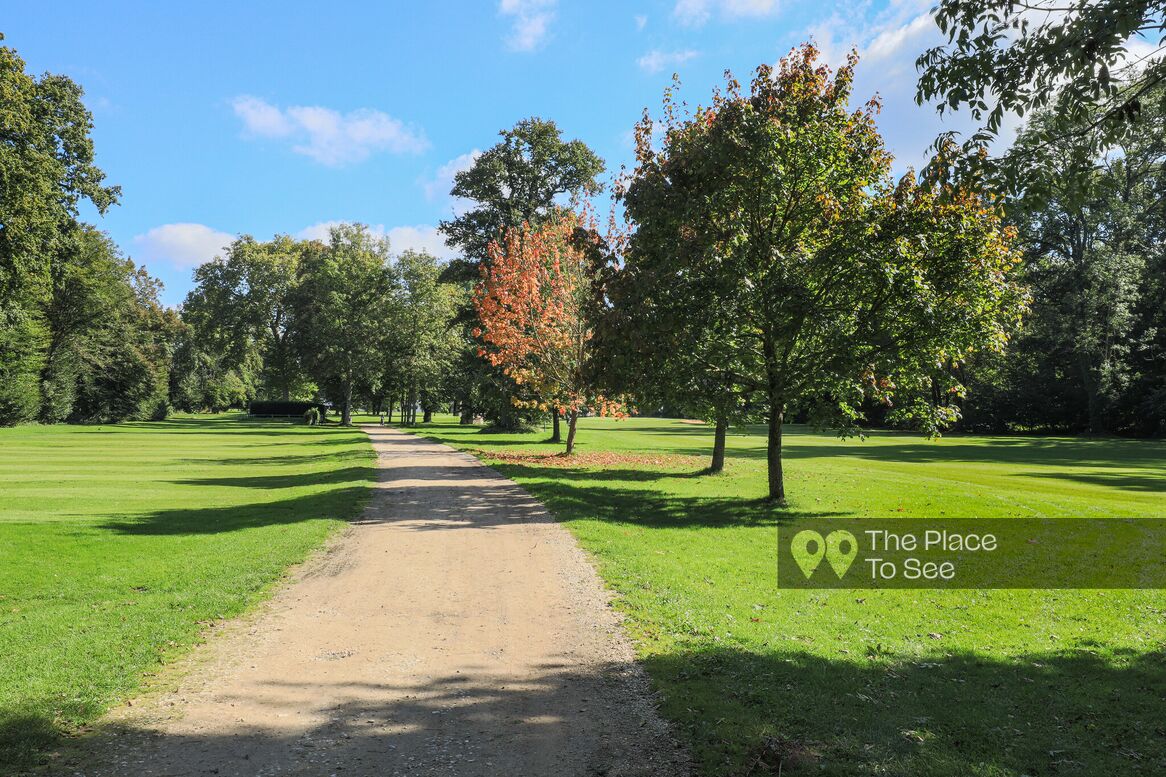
top-left (618, 44), bottom-right (1027, 501)
top-left (473, 214), bottom-right (618, 454)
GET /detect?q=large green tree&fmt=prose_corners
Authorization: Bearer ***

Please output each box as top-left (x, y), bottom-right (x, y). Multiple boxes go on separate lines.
top-left (916, 0), bottom-right (1165, 190)
top-left (619, 45), bottom-right (1027, 500)
top-left (439, 118), bottom-right (605, 275)
top-left (41, 227), bottom-right (176, 423)
top-left (292, 224), bottom-right (397, 425)
top-left (438, 118), bottom-right (605, 434)
top-left (961, 83), bottom-right (1166, 435)
top-left (0, 36), bottom-right (119, 300)
top-left (180, 235), bottom-right (311, 404)
top-left (380, 249), bottom-right (462, 425)
top-left (0, 36), bottom-right (120, 424)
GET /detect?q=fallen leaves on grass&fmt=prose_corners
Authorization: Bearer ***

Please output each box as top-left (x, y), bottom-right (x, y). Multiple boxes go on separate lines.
top-left (742, 735), bottom-right (821, 775)
top-left (469, 449), bottom-right (706, 469)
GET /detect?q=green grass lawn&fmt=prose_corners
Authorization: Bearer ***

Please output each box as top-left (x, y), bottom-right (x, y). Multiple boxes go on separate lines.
top-left (0, 414), bottom-right (374, 768)
top-left (409, 415), bottom-right (1166, 776)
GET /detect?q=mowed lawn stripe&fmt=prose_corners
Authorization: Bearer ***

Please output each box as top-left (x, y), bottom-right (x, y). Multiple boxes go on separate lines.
top-left (0, 415), bottom-right (375, 768)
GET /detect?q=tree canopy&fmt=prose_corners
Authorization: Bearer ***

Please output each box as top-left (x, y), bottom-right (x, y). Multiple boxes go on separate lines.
top-left (473, 213), bottom-right (620, 453)
top-left (618, 45), bottom-right (1027, 499)
top-left (291, 224), bottom-right (397, 426)
top-left (916, 0), bottom-right (1166, 190)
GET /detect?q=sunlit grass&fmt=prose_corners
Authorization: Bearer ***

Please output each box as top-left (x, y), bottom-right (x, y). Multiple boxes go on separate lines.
top-left (0, 414), bottom-right (374, 767)
top-left (411, 414), bottom-right (1166, 776)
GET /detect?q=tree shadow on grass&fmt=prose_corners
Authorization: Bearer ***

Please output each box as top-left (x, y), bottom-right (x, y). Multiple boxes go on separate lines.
top-left (775, 433), bottom-right (1166, 471)
top-left (169, 466), bottom-right (375, 490)
top-left (98, 485), bottom-right (372, 535)
top-left (1017, 470), bottom-right (1166, 493)
top-left (111, 418), bottom-right (363, 442)
top-left (30, 645), bottom-right (1166, 776)
top-left (643, 436), bottom-right (1166, 475)
top-left (477, 461), bottom-right (838, 528)
top-left (178, 450), bottom-right (374, 467)
top-left (642, 644), bottom-right (1166, 776)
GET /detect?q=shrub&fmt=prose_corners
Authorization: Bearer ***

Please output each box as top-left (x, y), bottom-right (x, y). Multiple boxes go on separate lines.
top-left (150, 398), bottom-right (172, 421)
top-left (0, 306), bottom-right (48, 426)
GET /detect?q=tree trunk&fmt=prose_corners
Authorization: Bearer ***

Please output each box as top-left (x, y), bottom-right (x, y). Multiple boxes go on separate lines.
top-left (460, 407), bottom-right (473, 424)
top-left (423, 407), bottom-right (433, 423)
top-left (387, 401), bottom-right (394, 423)
top-left (565, 411), bottom-right (579, 454)
top-left (1080, 355), bottom-right (1104, 434)
top-left (767, 400), bottom-right (784, 502)
top-left (550, 410), bottom-right (562, 443)
top-left (499, 403), bottom-right (515, 430)
top-left (710, 415), bottom-right (728, 473)
top-left (341, 381), bottom-right (353, 426)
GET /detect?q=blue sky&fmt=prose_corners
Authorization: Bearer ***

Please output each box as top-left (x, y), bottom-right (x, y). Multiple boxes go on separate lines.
top-left (6, 0), bottom-right (989, 306)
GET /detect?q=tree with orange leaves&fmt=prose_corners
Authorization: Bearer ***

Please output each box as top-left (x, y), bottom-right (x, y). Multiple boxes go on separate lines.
top-left (472, 213), bottom-right (619, 454)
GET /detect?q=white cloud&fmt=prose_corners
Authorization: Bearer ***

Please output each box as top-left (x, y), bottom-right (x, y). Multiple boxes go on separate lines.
top-left (638, 49), bottom-right (700, 74)
top-left (231, 95), bottom-right (292, 137)
top-left (386, 225), bottom-right (458, 261)
top-left (133, 223), bottom-right (234, 270)
top-left (861, 12), bottom-right (935, 74)
top-left (297, 220), bottom-right (382, 242)
top-left (798, 0), bottom-right (1023, 171)
top-left (422, 149), bottom-right (482, 204)
top-left (296, 221), bottom-right (457, 261)
top-left (674, 0), bottom-right (778, 27)
top-left (499, 0), bottom-right (557, 52)
top-left (231, 96), bottom-right (429, 166)
top-left (635, 14), bottom-right (648, 30)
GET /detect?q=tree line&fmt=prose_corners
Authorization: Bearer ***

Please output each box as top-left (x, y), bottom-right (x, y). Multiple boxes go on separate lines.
top-left (2, 4), bottom-right (1163, 500)
top-left (175, 226), bottom-right (460, 427)
top-left (0, 39), bottom-right (174, 425)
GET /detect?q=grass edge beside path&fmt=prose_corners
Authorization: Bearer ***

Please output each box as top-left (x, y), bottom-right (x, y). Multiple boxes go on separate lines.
top-left (395, 414), bottom-right (1166, 777)
top-left (0, 414), bottom-right (377, 770)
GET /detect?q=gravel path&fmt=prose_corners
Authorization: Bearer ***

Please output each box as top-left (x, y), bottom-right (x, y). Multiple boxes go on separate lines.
top-left (57, 425), bottom-right (688, 777)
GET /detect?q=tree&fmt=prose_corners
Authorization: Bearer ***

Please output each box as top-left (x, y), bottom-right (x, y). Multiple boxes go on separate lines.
top-left (0, 36), bottom-right (119, 301)
top-left (380, 250), bottom-right (462, 425)
top-left (0, 36), bottom-right (119, 425)
top-left (473, 214), bottom-right (619, 454)
top-left (181, 235), bottom-right (311, 403)
top-left (961, 82), bottom-right (1166, 434)
top-left (439, 118), bottom-right (606, 435)
top-left (620, 45), bottom-right (1027, 501)
top-left (440, 118), bottom-right (605, 274)
top-left (0, 305), bottom-right (46, 425)
top-left (292, 224), bottom-right (396, 425)
top-left (602, 112), bottom-right (758, 473)
top-left (42, 228), bottom-right (156, 422)
top-left (916, 0), bottom-right (1166, 190)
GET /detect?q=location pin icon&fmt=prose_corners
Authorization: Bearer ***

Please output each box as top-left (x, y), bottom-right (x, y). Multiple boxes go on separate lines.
top-left (791, 530), bottom-right (826, 579)
top-left (825, 530), bottom-right (858, 579)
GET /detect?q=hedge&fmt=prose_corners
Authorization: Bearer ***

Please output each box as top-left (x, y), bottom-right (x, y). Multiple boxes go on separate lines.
top-left (247, 400), bottom-right (329, 417)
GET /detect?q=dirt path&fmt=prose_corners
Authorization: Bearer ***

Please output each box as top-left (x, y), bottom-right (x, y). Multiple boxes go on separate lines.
top-left (56, 425), bottom-right (687, 777)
